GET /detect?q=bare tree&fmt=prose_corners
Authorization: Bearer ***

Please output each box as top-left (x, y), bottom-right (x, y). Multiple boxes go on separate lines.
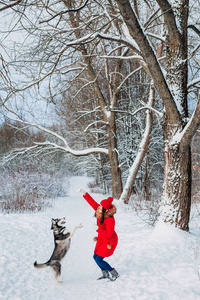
top-left (113, 0), bottom-right (200, 230)
top-left (0, 0), bottom-right (155, 199)
top-left (62, 0), bottom-right (123, 198)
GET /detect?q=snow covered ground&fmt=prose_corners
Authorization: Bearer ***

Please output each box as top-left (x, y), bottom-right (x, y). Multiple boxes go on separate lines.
top-left (1, 176), bottom-right (200, 300)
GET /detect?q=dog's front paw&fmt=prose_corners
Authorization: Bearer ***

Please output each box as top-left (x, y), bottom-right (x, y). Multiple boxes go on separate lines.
top-left (77, 223), bottom-right (83, 228)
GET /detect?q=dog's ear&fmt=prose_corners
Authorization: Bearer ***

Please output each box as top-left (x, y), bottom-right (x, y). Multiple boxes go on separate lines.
top-left (51, 218), bottom-right (56, 229)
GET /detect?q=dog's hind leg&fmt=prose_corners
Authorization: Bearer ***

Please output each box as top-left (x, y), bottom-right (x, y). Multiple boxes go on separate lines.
top-left (52, 261), bottom-right (61, 281)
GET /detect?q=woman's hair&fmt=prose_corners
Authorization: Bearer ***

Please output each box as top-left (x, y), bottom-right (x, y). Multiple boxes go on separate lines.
top-left (100, 207), bottom-right (106, 224)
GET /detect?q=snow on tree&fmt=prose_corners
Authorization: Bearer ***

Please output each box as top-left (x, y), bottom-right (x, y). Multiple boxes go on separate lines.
top-left (114, 0), bottom-right (200, 230)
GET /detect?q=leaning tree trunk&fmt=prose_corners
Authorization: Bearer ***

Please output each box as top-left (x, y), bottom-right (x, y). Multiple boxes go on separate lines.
top-left (120, 84), bottom-right (155, 204)
top-left (115, 0), bottom-right (193, 230)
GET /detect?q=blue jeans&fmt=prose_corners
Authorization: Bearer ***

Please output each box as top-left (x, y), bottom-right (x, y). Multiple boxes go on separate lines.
top-left (93, 254), bottom-right (113, 272)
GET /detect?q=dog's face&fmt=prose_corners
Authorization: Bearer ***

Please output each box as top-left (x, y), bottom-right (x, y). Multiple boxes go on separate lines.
top-left (51, 217), bottom-right (66, 229)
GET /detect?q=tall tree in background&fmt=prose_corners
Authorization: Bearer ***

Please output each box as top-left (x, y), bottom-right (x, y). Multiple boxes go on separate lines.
top-left (115, 0), bottom-right (200, 230)
top-left (63, 0), bottom-right (123, 198)
top-left (1, 0), bottom-right (155, 199)
top-left (0, 0), bottom-right (123, 198)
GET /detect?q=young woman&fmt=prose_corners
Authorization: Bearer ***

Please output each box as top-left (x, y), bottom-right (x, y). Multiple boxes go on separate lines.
top-left (78, 189), bottom-right (119, 281)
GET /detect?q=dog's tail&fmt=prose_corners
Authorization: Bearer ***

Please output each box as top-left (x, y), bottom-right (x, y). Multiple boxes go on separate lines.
top-left (34, 261), bottom-right (49, 268)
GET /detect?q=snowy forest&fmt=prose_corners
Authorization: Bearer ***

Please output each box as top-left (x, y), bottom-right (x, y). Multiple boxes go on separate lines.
top-left (0, 0), bottom-right (200, 229)
top-left (0, 0), bottom-right (200, 299)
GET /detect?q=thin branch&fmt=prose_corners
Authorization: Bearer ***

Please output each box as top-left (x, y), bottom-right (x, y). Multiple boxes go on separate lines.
top-left (0, 0), bottom-right (21, 12)
top-left (97, 32), bottom-right (141, 55)
top-left (84, 121), bottom-right (108, 132)
top-left (39, 0), bottom-right (90, 24)
top-left (1, 108), bottom-right (108, 161)
top-left (100, 55), bottom-right (143, 60)
top-left (188, 42), bottom-right (200, 60)
top-left (144, 8), bottom-right (161, 30)
top-left (111, 105), bottom-right (163, 118)
top-left (146, 32), bottom-right (166, 42)
top-left (188, 77), bottom-right (200, 90)
top-left (180, 94), bottom-right (200, 148)
top-left (116, 65), bottom-right (143, 94)
top-left (66, 31), bottom-right (141, 56)
top-left (188, 25), bottom-right (200, 37)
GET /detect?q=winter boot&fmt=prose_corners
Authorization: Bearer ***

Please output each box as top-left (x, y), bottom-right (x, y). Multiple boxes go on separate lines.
top-left (110, 268), bottom-right (119, 281)
top-left (97, 270), bottom-right (110, 280)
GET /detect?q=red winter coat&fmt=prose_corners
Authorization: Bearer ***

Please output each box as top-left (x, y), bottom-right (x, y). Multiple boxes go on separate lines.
top-left (83, 193), bottom-right (118, 257)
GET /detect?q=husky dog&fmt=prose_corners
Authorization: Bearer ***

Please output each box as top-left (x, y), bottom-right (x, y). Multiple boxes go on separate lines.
top-left (34, 217), bottom-right (82, 281)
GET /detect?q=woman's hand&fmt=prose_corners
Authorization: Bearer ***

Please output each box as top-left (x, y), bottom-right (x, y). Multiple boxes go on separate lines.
top-left (107, 243), bottom-right (112, 249)
top-left (77, 189), bottom-right (86, 195)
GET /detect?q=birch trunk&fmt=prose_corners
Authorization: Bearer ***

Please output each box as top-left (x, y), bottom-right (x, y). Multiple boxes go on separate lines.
top-left (120, 84), bottom-right (155, 203)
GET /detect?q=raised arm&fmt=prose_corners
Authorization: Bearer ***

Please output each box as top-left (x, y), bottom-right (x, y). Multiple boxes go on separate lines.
top-left (78, 189), bottom-right (99, 211)
top-left (83, 193), bottom-right (99, 211)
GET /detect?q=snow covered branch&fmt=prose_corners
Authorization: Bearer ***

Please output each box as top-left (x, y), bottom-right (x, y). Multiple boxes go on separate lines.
top-left (188, 77), bottom-right (200, 90)
top-left (84, 121), bottom-right (108, 132)
top-left (100, 55), bottom-right (143, 61)
top-left (66, 32), bottom-right (141, 56)
top-left (2, 141), bottom-right (108, 165)
top-left (1, 113), bottom-right (108, 164)
top-left (169, 93), bottom-right (200, 149)
top-left (111, 105), bottom-right (163, 118)
top-left (155, 0), bottom-right (180, 39)
top-left (146, 33), bottom-right (165, 43)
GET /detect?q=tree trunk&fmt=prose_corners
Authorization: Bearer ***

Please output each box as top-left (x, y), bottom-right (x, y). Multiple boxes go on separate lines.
top-left (159, 134), bottom-right (191, 231)
top-left (143, 156), bottom-right (150, 201)
top-left (115, 0), bottom-right (194, 229)
top-left (157, 0), bottom-right (191, 230)
top-left (120, 84), bottom-right (155, 203)
top-left (64, 1), bottom-right (123, 198)
top-left (107, 111), bottom-right (123, 199)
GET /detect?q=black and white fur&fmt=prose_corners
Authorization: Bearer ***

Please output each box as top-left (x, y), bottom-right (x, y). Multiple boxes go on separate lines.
top-left (34, 217), bottom-right (82, 281)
